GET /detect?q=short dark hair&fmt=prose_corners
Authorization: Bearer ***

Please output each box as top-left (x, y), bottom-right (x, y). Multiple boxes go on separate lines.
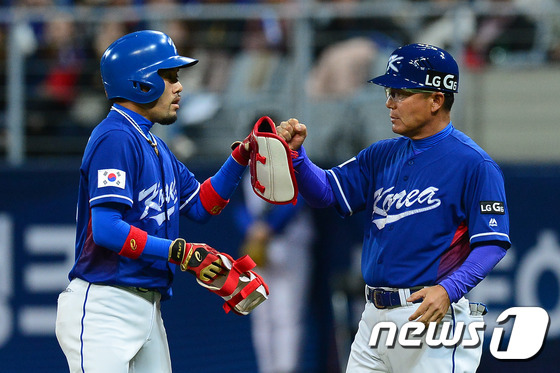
top-left (443, 93), bottom-right (454, 111)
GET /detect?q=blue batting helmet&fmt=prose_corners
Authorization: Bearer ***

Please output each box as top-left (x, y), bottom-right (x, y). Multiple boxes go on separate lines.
top-left (100, 30), bottom-right (198, 104)
top-left (369, 43), bottom-right (459, 93)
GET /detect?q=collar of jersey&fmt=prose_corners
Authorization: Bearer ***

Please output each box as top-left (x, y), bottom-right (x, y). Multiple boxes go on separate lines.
top-left (410, 122), bottom-right (453, 154)
top-left (112, 103), bottom-right (154, 134)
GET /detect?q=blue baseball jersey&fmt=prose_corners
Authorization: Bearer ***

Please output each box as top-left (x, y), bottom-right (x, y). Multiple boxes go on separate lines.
top-left (326, 125), bottom-right (510, 288)
top-left (69, 104), bottom-right (202, 299)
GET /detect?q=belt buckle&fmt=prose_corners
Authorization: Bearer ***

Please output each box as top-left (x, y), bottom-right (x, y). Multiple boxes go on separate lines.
top-left (372, 289), bottom-right (387, 309)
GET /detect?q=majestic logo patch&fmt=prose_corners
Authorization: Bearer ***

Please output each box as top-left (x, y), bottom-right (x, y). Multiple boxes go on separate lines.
top-left (98, 169), bottom-right (126, 189)
top-left (480, 201), bottom-right (505, 215)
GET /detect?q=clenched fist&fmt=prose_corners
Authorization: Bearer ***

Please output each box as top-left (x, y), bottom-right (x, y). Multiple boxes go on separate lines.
top-left (276, 118), bottom-right (307, 151)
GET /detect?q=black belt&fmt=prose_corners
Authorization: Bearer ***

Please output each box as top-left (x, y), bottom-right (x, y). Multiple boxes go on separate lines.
top-left (365, 286), bottom-right (424, 309)
top-left (115, 285), bottom-right (160, 303)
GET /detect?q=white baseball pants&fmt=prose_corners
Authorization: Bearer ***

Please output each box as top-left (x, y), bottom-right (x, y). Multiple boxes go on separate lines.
top-left (56, 278), bottom-right (171, 373)
top-left (346, 297), bottom-right (484, 373)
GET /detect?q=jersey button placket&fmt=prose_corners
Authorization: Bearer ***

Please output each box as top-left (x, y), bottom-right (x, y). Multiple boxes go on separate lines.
top-left (403, 159), bottom-right (413, 182)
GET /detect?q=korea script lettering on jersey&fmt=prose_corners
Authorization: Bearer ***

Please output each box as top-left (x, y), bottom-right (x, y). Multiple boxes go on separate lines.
top-left (372, 186), bottom-right (441, 229)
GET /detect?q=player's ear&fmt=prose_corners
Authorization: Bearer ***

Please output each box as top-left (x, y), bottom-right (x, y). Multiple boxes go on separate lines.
top-left (430, 92), bottom-right (445, 113)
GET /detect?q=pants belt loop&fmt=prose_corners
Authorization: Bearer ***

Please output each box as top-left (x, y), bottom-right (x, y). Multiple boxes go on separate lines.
top-left (399, 288), bottom-right (410, 307)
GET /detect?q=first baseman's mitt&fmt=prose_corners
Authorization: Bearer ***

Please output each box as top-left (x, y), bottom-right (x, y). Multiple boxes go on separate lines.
top-left (248, 116), bottom-right (298, 205)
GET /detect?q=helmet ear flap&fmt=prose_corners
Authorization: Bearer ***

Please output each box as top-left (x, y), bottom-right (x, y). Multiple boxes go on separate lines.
top-left (128, 69), bottom-right (165, 103)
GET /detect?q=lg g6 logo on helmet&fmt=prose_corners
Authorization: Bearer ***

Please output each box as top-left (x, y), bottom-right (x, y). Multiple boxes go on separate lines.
top-left (424, 71), bottom-right (457, 91)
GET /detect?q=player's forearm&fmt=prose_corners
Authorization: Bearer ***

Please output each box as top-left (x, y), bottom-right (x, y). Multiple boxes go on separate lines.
top-left (292, 146), bottom-right (336, 208)
top-left (193, 155), bottom-right (246, 217)
top-left (91, 205), bottom-right (171, 260)
top-left (438, 244), bottom-right (507, 303)
top-left (211, 154), bottom-right (247, 199)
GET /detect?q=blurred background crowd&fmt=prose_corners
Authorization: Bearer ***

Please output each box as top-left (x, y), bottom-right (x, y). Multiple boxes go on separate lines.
top-left (1, 0), bottom-right (559, 165)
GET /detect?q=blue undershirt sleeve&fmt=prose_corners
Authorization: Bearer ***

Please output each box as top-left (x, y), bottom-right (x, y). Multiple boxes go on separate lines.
top-left (439, 244), bottom-right (507, 303)
top-left (210, 155), bottom-right (247, 199)
top-left (91, 205), bottom-right (172, 261)
top-left (292, 146), bottom-right (336, 208)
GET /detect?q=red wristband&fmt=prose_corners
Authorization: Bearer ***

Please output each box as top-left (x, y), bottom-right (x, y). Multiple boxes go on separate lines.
top-left (231, 141), bottom-right (250, 166)
top-left (200, 178), bottom-right (229, 215)
top-left (119, 225), bottom-right (147, 259)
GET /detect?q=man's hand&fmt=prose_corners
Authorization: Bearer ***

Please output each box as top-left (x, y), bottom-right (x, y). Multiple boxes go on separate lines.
top-left (407, 285), bottom-right (451, 325)
top-left (168, 239), bottom-right (225, 282)
top-left (277, 118), bottom-right (307, 151)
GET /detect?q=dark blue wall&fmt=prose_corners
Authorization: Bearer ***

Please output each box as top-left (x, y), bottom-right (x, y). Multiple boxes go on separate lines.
top-left (0, 163), bottom-right (558, 372)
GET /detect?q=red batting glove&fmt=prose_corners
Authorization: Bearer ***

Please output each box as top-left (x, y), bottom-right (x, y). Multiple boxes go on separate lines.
top-left (168, 239), bottom-right (226, 283)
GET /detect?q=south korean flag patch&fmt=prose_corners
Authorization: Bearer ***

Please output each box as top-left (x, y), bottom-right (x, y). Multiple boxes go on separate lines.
top-left (98, 169), bottom-right (126, 189)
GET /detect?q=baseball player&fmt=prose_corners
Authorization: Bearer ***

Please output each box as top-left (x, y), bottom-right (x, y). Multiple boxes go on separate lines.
top-left (236, 173), bottom-right (315, 373)
top-left (55, 30), bottom-right (263, 373)
top-left (277, 44), bottom-right (510, 372)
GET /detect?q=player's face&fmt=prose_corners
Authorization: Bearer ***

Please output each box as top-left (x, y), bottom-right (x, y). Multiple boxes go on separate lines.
top-left (384, 88), bottom-right (438, 140)
top-left (146, 68), bottom-right (183, 125)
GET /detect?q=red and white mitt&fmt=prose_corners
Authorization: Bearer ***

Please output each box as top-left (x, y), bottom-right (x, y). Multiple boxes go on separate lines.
top-left (248, 116), bottom-right (298, 205)
top-left (171, 240), bottom-right (269, 315)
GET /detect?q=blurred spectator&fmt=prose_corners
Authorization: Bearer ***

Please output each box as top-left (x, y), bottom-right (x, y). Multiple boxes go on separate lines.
top-left (411, 0), bottom-right (476, 51)
top-left (464, 0), bottom-right (537, 66)
top-left (26, 13), bottom-right (89, 144)
top-left (69, 21), bottom-right (131, 131)
top-left (513, 0), bottom-right (560, 63)
top-left (234, 171), bottom-right (316, 373)
top-left (313, 0), bottom-right (409, 59)
top-left (306, 37), bottom-right (378, 99)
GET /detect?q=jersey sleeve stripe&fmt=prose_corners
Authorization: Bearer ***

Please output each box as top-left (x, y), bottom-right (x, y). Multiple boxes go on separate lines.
top-left (338, 156), bottom-right (356, 168)
top-left (327, 169), bottom-right (353, 215)
top-left (180, 183), bottom-right (200, 211)
top-left (470, 232), bottom-right (510, 242)
top-left (89, 194), bottom-right (133, 204)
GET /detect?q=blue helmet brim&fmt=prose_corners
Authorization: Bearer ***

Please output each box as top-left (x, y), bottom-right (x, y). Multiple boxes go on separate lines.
top-left (368, 74), bottom-right (427, 90)
top-left (158, 55), bottom-right (199, 70)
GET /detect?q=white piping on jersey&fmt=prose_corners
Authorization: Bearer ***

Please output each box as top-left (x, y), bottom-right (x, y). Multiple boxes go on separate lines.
top-left (111, 106), bottom-right (158, 150)
top-left (338, 156), bottom-right (357, 168)
top-left (470, 231), bottom-right (510, 242)
top-left (180, 183), bottom-right (201, 211)
top-left (90, 194), bottom-right (133, 204)
top-left (327, 169), bottom-right (353, 215)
